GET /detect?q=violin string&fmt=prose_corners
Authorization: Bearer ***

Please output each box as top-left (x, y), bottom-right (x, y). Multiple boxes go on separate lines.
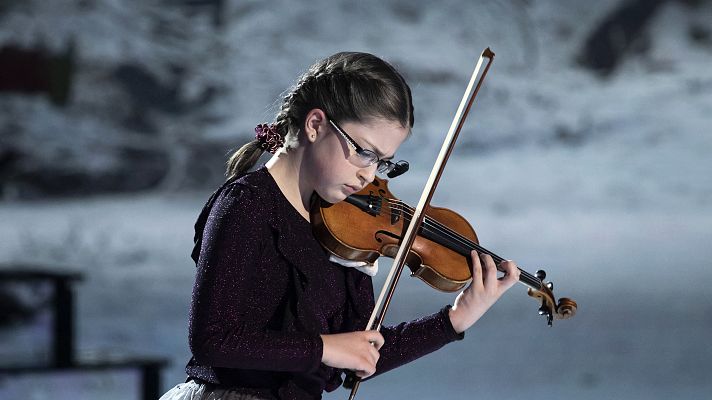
top-left (384, 198), bottom-right (540, 285)
top-left (387, 199), bottom-right (540, 285)
top-left (386, 198), bottom-right (496, 258)
top-left (386, 199), bottom-right (483, 259)
top-left (397, 200), bottom-right (541, 287)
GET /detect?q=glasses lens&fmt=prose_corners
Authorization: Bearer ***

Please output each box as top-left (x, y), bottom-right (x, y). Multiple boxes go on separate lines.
top-left (377, 160), bottom-right (397, 175)
top-left (354, 150), bottom-right (378, 167)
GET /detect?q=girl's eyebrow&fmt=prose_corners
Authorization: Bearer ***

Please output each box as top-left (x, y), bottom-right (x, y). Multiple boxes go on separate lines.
top-left (361, 138), bottom-right (394, 160)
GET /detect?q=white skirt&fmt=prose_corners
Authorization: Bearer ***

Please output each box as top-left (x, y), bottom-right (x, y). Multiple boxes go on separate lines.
top-left (159, 379), bottom-right (270, 400)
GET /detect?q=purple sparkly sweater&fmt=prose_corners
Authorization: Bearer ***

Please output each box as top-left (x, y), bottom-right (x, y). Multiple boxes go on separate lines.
top-left (185, 166), bottom-right (464, 399)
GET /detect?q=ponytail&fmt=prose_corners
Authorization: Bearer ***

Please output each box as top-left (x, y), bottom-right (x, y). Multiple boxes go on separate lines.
top-left (225, 139), bottom-right (264, 180)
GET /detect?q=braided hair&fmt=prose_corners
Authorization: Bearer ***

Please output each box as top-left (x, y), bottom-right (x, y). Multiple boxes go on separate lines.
top-left (225, 52), bottom-right (414, 180)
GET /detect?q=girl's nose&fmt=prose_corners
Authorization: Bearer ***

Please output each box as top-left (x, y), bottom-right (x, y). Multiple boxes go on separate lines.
top-left (357, 164), bottom-right (378, 183)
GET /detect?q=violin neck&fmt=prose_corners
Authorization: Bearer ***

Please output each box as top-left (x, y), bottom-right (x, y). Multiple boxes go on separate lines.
top-left (419, 216), bottom-right (542, 289)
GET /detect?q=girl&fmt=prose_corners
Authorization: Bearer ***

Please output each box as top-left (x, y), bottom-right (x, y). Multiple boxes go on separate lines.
top-left (160, 51), bottom-right (520, 400)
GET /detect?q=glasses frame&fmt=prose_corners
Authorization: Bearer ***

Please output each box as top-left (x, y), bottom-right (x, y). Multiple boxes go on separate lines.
top-left (328, 118), bottom-right (408, 177)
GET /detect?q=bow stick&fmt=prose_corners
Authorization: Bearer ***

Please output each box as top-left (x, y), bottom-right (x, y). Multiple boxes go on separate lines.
top-left (345, 47), bottom-right (496, 400)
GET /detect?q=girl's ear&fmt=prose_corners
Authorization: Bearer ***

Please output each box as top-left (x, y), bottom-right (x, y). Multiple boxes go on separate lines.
top-left (303, 108), bottom-right (327, 143)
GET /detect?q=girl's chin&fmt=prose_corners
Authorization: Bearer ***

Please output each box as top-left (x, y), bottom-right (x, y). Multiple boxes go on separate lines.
top-left (317, 188), bottom-right (348, 204)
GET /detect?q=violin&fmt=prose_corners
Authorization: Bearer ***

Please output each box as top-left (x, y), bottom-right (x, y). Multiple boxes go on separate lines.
top-left (311, 176), bottom-right (577, 325)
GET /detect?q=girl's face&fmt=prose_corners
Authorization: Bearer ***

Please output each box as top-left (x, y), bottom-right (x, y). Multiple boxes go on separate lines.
top-left (304, 110), bottom-right (409, 204)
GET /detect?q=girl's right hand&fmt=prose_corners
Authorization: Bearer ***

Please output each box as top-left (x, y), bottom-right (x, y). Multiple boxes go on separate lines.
top-left (320, 331), bottom-right (384, 378)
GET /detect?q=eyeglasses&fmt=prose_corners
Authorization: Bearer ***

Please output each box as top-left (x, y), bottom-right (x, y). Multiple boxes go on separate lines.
top-left (328, 119), bottom-right (409, 178)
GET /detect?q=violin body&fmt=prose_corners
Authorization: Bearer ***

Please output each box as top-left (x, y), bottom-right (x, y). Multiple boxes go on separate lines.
top-left (312, 177), bottom-right (475, 292)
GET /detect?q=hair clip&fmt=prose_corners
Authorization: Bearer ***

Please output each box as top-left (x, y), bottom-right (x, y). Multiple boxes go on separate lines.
top-left (255, 124), bottom-right (284, 154)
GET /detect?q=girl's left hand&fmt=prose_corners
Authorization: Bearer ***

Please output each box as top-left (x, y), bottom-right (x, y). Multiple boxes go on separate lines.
top-left (448, 250), bottom-right (520, 333)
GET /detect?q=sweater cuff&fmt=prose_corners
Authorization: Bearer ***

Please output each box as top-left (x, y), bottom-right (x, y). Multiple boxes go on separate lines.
top-left (440, 305), bottom-right (465, 341)
top-left (308, 333), bottom-right (325, 372)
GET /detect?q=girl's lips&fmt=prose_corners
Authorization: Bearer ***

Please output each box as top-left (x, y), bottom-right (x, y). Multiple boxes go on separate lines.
top-left (344, 184), bottom-right (360, 193)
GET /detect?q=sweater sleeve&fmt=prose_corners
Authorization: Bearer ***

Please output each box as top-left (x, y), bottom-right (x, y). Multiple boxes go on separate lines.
top-left (369, 305), bottom-right (464, 378)
top-left (188, 183), bottom-right (323, 373)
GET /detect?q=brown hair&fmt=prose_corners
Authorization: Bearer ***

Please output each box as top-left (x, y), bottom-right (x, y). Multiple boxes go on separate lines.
top-left (225, 52), bottom-right (414, 179)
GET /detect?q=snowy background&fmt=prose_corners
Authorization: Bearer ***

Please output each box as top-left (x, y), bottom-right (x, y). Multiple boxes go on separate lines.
top-left (1, 0), bottom-right (711, 399)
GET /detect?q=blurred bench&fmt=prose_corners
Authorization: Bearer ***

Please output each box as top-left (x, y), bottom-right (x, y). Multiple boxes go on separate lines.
top-left (0, 266), bottom-right (169, 400)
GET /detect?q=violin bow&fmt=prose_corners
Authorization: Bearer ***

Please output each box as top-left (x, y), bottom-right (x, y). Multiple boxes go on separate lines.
top-left (345, 48), bottom-right (496, 400)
